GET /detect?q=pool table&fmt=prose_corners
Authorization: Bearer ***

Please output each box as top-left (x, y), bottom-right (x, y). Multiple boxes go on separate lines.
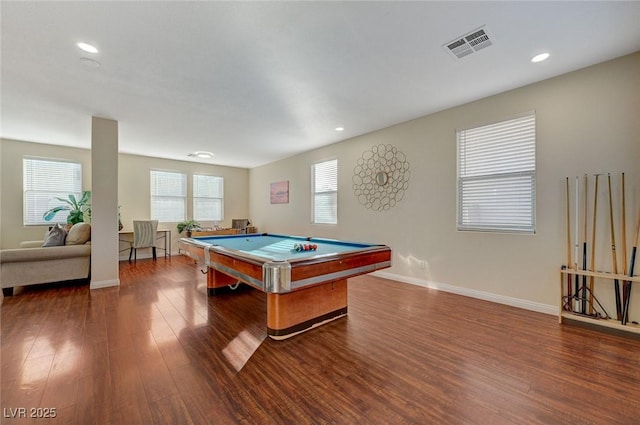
top-left (179, 233), bottom-right (392, 339)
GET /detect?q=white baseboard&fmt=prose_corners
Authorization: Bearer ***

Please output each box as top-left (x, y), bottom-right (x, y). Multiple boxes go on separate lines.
top-left (90, 278), bottom-right (120, 290)
top-left (372, 271), bottom-right (557, 316)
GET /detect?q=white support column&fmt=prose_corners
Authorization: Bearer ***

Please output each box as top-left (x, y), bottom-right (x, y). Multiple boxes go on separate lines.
top-left (90, 117), bottom-right (120, 289)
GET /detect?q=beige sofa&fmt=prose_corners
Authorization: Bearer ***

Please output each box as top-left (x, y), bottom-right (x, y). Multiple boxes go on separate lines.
top-left (0, 223), bottom-right (91, 296)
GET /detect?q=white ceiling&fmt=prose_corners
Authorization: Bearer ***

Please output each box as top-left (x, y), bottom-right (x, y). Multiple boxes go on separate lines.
top-left (2, 1), bottom-right (640, 169)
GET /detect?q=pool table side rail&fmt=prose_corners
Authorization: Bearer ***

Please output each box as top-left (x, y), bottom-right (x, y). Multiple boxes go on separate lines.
top-left (179, 239), bottom-right (262, 288)
top-left (178, 237), bottom-right (392, 294)
top-left (206, 245), bottom-right (265, 290)
top-left (285, 248), bottom-right (392, 290)
top-left (205, 244), bottom-right (392, 293)
top-left (179, 239), bottom-right (208, 264)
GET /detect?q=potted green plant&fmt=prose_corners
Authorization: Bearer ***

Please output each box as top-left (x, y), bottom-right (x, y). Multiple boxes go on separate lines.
top-left (43, 191), bottom-right (92, 225)
top-left (177, 219), bottom-right (202, 237)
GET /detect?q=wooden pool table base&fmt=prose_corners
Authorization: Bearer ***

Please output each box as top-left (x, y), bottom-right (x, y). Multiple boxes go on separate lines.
top-left (267, 307), bottom-right (348, 340)
top-left (207, 279), bottom-right (348, 339)
top-left (266, 279), bottom-right (348, 339)
top-left (204, 262), bottom-right (351, 339)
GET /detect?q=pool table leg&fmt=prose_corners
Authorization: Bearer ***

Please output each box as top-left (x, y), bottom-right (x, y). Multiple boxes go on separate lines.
top-left (266, 279), bottom-right (348, 339)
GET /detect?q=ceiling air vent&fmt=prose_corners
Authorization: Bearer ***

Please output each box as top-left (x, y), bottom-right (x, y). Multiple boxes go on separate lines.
top-left (444, 26), bottom-right (493, 59)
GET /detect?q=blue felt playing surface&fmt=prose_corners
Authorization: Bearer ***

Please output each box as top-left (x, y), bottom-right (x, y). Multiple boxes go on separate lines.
top-left (192, 234), bottom-right (373, 261)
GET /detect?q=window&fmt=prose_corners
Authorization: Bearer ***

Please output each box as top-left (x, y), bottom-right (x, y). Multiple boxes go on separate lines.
top-left (23, 158), bottom-right (82, 225)
top-left (150, 170), bottom-right (186, 222)
top-left (193, 174), bottom-right (224, 221)
top-left (457, 113), bottom-right (536, 233)
top-left (312, 159), bottom-right (338, 224)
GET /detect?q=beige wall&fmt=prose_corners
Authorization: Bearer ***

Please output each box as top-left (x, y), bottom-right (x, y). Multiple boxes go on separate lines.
top-left (249, 52), bottom-right (640, 315)
top-left (0, 140), bottom-right (93, 246)
top-left (117, 153), bottom-right (249, 258)
top-left (0, 140), bottom-right (250, 256)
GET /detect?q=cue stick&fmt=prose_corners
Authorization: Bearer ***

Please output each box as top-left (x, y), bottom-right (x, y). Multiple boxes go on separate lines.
top-left (620, 173), bottom-right (628, 320)
top-left (575, 176), bottom-right (582, 313)
top-left (565, 177), bottom-right (573, 310)
top-left (607, 173), bottom-right (622, 321)
top-left (588, 174), bottom-right (601, 316)
top-left (621, 211), bottom-right (640, 325)
top-left (582, 174), bottom-right (589, 314)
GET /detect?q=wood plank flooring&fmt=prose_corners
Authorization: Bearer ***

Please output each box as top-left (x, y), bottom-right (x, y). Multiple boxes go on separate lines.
top-left (2, 255), bottom-right (639, 424)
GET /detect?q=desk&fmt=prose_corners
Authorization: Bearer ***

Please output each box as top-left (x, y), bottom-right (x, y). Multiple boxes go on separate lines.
top-left (179, 233), bottom-right (391, 339)
top-left (119, 229), bottom-right (171, 257)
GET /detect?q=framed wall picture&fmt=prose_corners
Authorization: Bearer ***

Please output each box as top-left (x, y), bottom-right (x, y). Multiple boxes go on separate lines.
top-left (270, 180), bottom-right (289, 204)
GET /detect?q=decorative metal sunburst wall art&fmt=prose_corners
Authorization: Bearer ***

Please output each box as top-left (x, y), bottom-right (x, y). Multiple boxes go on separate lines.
top-left (352, 144), bottom-right (410, 211)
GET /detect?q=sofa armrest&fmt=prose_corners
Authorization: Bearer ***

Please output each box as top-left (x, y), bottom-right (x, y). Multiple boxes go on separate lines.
top-left (20, 240), bottom-right (45, 248)
top-left (1, 244), bottom-right (91, 264)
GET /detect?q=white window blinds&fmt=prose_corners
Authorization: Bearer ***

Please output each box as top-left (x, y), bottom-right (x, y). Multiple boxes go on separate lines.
top-left (457, 114), bottom-right (536, 233)
top-left (193, 174), bottom-right (224, 221)
top-left (313, 159), bottom-right (338, 224)
top-left (150, 170), bottom-right (186, 222)
top-left (23, 158), bottom-right (82, 225)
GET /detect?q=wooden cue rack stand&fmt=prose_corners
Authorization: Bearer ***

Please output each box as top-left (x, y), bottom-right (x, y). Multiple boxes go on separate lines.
top-left (559, 268), bottom-right (640, 334)
top-left (561, 172), bottom-right (639, 335)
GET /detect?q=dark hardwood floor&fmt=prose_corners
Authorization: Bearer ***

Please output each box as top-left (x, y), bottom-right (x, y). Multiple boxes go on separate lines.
top-left (2, 255), bottom-right (639, 425)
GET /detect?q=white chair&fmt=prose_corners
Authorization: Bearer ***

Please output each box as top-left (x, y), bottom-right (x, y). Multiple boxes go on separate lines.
top-left (129, 220), bottom-right (158, 262)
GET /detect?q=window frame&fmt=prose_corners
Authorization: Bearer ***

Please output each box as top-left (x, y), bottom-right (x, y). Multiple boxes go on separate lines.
top-left (23, 157), bottom-right (83, 226)
top-left (456, 112), bottom-right (536, 234)
top-left (311, 158), bottom-right (338, 225)
top-left (150, 169), bottom-right (187, 223)
top-left (192, 174), bottom-right (224, 222)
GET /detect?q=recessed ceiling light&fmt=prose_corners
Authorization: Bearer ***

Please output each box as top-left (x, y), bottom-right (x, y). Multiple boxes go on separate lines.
top-left (188, 151), bottom-right (214, 159)
top-left (77, 42), bottom-right (98, 54)
top-left (335, 127), bottom-right (344, 131)
top-left (531, 52), bottom-right (550, 63)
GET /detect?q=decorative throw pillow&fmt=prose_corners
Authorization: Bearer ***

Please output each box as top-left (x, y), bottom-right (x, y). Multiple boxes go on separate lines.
top-left (66, 222), bottom-right (91, 245)
top-left (42, 224), bottom-right (67, 247)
